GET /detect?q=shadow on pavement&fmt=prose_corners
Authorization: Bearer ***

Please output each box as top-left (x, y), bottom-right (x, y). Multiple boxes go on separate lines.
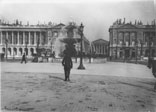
top-left (118, 81), bottom-right (155, 92)
top-left (48, 75), bottom-right (64, 81)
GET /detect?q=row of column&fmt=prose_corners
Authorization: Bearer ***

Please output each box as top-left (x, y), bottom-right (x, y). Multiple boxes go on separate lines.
top-left (0, 31), bottom-right (47, 46)
top-left (116, 31), bottom-right (137, 46)
top-left (92, 44), bottom-right (107, 54)
top-left (2, 47), bottom-right (37, 57)
top-left (113, 31), bottom-right (155, 46)
top-left (114, 48), bottom-right (155, 58)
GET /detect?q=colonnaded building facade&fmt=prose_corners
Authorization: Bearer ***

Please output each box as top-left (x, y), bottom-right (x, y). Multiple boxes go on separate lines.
top-left (0, 19), bottom-right (90, 59)
top-left (109, 18), bottom-right (156, 60)
top-left (91, 39), bottom-right (109, 57)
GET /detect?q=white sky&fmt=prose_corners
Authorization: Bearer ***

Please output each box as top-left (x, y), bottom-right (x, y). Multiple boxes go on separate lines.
top-left (0, 0), bottom-right (155, 41)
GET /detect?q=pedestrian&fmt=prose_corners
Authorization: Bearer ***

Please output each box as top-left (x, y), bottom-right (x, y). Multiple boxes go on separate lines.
top-left (62, 47), bottom-right (73, 81)
top-left (21, 53), bottom-right (27, 64)
top-left (152, 56), bottom-right (156, 78)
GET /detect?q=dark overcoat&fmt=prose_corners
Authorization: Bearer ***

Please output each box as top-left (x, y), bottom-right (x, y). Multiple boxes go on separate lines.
top-left (152, 59), bottom-right (156, 77)
top-left (62, 55), bottom-right (73, 69)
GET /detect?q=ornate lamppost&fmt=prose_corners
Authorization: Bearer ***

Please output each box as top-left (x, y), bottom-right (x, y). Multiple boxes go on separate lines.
top-left (78, 23), bottom-right (85, 70)
top-left (25, 40), bottom-right (28, 59)
top-left (116, 44), bottom-right (117, 59)
top-left (135, 40), bottom-right (138, 64)
top-left (148, 35), bottom-right (153, 68)
top-left (122, 42), bottom-right (126, 62)
top-left (5, 38), bottom-right (8, 61)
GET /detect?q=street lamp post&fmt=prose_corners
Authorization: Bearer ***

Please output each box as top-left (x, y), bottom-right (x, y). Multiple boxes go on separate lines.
top-left (78, 23), bottom-right (85, 70)
top-left (135, 40), bottom-right (138, 64)
top-left (122, 42), bottom-right (126, 62)
top-left (116, 45), bottom-right (117, 59)
top-left (148, 35), bottom-right (152, 67)
top-left (25, 40), bottom-right (28, 59)
top-left (5, 38), bottom-right (8, 61)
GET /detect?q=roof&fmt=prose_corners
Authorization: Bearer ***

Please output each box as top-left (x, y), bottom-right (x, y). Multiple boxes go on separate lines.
top-left (53, 23), bottom-right (65, 29)
top-left (92, 39), bottom-right (109, 45)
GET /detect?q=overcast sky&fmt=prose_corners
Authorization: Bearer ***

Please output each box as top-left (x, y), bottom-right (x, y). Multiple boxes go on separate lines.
top-left (0, 0), bottom-right (155, 41)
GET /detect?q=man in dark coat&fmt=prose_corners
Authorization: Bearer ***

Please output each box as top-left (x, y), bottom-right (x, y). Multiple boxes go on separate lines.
top-left (21, 53), bottom-right (27, 64)
top-left (152, 58), bottom-right (156, 78)
top-left (62, 52), bottom-right (73, 81)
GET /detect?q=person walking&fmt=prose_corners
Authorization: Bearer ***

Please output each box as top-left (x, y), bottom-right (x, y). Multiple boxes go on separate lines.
top-left (21, 53), bottom-right (27, 64)
top-left (62, 48), bottom-right (73, 81)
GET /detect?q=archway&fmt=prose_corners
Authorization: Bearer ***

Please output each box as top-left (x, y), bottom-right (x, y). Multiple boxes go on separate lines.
top-left (2, 48), bottom-right (5, 53)
top-left (119, 51), bottom-right (123, 58)
top-left (132, 49), bottom-right (135, 58)
top-left (24, 48), bottom-right (28, 55)
top-left (8, 48), bottom-right (11, 56)
top-left (19, 48), bottom-right (23, 56)
top-left (145, 49), bottom-right (149, 57)
top-left (152, 49), bottom-right (155, 57)
top-left (13, 48), bottom-right (17, 55)
top-left (30, 48), bottom-right (34, 56)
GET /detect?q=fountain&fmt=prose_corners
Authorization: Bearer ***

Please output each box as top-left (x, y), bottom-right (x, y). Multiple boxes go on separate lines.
top-left (53, 32), bottom-right (66, 58)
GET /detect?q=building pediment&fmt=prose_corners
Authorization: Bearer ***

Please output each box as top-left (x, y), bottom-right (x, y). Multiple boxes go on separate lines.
top-left (118, 24), bottom-right (138, 29)
top-left (92, 39), bottom-right (109, 44)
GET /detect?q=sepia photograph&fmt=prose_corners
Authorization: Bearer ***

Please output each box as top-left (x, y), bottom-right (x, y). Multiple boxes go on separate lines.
top-left (0, 0), bottom-right (156, 111)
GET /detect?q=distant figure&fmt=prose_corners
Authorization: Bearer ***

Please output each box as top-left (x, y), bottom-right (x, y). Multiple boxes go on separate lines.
top-left (152, 59), bottom-right (156, 78)
top-left (62, 51), bottom-right (73, 81)
top-left (21, 53), bottom-right (27, 64)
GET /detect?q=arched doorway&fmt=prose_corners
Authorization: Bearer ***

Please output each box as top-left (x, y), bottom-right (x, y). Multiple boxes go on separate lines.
top-left (8, 48), bottom-right (11, 56)
top-left (2, 48), bottom-right (5, 53)
top-left (132, 49), bottom-right (135, 58)
top-left (152, 49), bottom-right (155, 57)
top-left (24, 48), bottom-right (28, 55)
top-left (30, 48), bottom-right (34, 56)
top-left (145, 49), bottom-right (149, 57)
top-left (19, 48), bottom-right (23, 56)
top-left (13, 48), bottom-right (17, 56)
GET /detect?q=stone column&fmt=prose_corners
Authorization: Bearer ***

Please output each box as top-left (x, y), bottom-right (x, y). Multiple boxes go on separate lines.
top-left (103, 45), bottom-right (105, 55)
top-left (123, 32), bottom-right (125, 44)
top-left (6, 31), bottom-right (8, 41)
top-left (29, 32), bottom-right (31, 45)
top-left (116, 31), bottom-right (119, 58)
top-left (101, 45), bottom-right (103, 54)
top-left (17, 32), bottom-right (19, 45)
top-left (128, 32), bottom-right (130, 46)
top-left (28, 48), bottom-right (31, 56)
top-left (34, 32), bottom-right (36, 45)
top-left (0, 32), bottom-right (1, 45)
top-left (12, 32), bottom-right (14, 45)
top-left (11, 47), bottom-right (13, 57)
top-left (23, 32), bottom-right (25, 45)
top-left (94, 45), bottom-right (97, 53)
top-left (99, 45), bottom-right (101, 54)
top-left (40, 32), bottom-right (42, 46)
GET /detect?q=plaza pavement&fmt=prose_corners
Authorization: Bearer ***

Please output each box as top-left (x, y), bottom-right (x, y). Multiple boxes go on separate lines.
top-left (1, 62), bottom-right (154, 79)
top-left (1, 62), bottom-right (156, 112)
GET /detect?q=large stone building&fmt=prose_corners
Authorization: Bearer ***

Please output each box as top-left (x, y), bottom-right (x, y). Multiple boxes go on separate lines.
top-left (91, 39), bottom-right (109, 57)
top-left (0, 20), bottom-right (90, 59)
top-left (109, 18), bottom-right (156, 60)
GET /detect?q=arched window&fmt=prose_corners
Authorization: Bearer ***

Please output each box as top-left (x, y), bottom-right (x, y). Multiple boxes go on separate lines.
top-left (19, 48), bottom-right (23, 56)
top-left (8, 48), bottom-right (11, 55)
top-left (30, 48), bottom-right (34, 56)
top-left (24, 48), bottom-right (28, 55)
top-left (13, 48), bottom-right (17, 55)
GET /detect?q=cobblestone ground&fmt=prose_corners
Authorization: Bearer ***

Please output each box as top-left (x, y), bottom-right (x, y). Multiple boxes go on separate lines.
top-left (1, 72), bottom-right (156, 112)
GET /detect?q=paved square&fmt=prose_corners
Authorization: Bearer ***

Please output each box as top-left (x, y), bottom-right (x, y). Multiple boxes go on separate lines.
top-left (1, 62), bottom-right (156, 112)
